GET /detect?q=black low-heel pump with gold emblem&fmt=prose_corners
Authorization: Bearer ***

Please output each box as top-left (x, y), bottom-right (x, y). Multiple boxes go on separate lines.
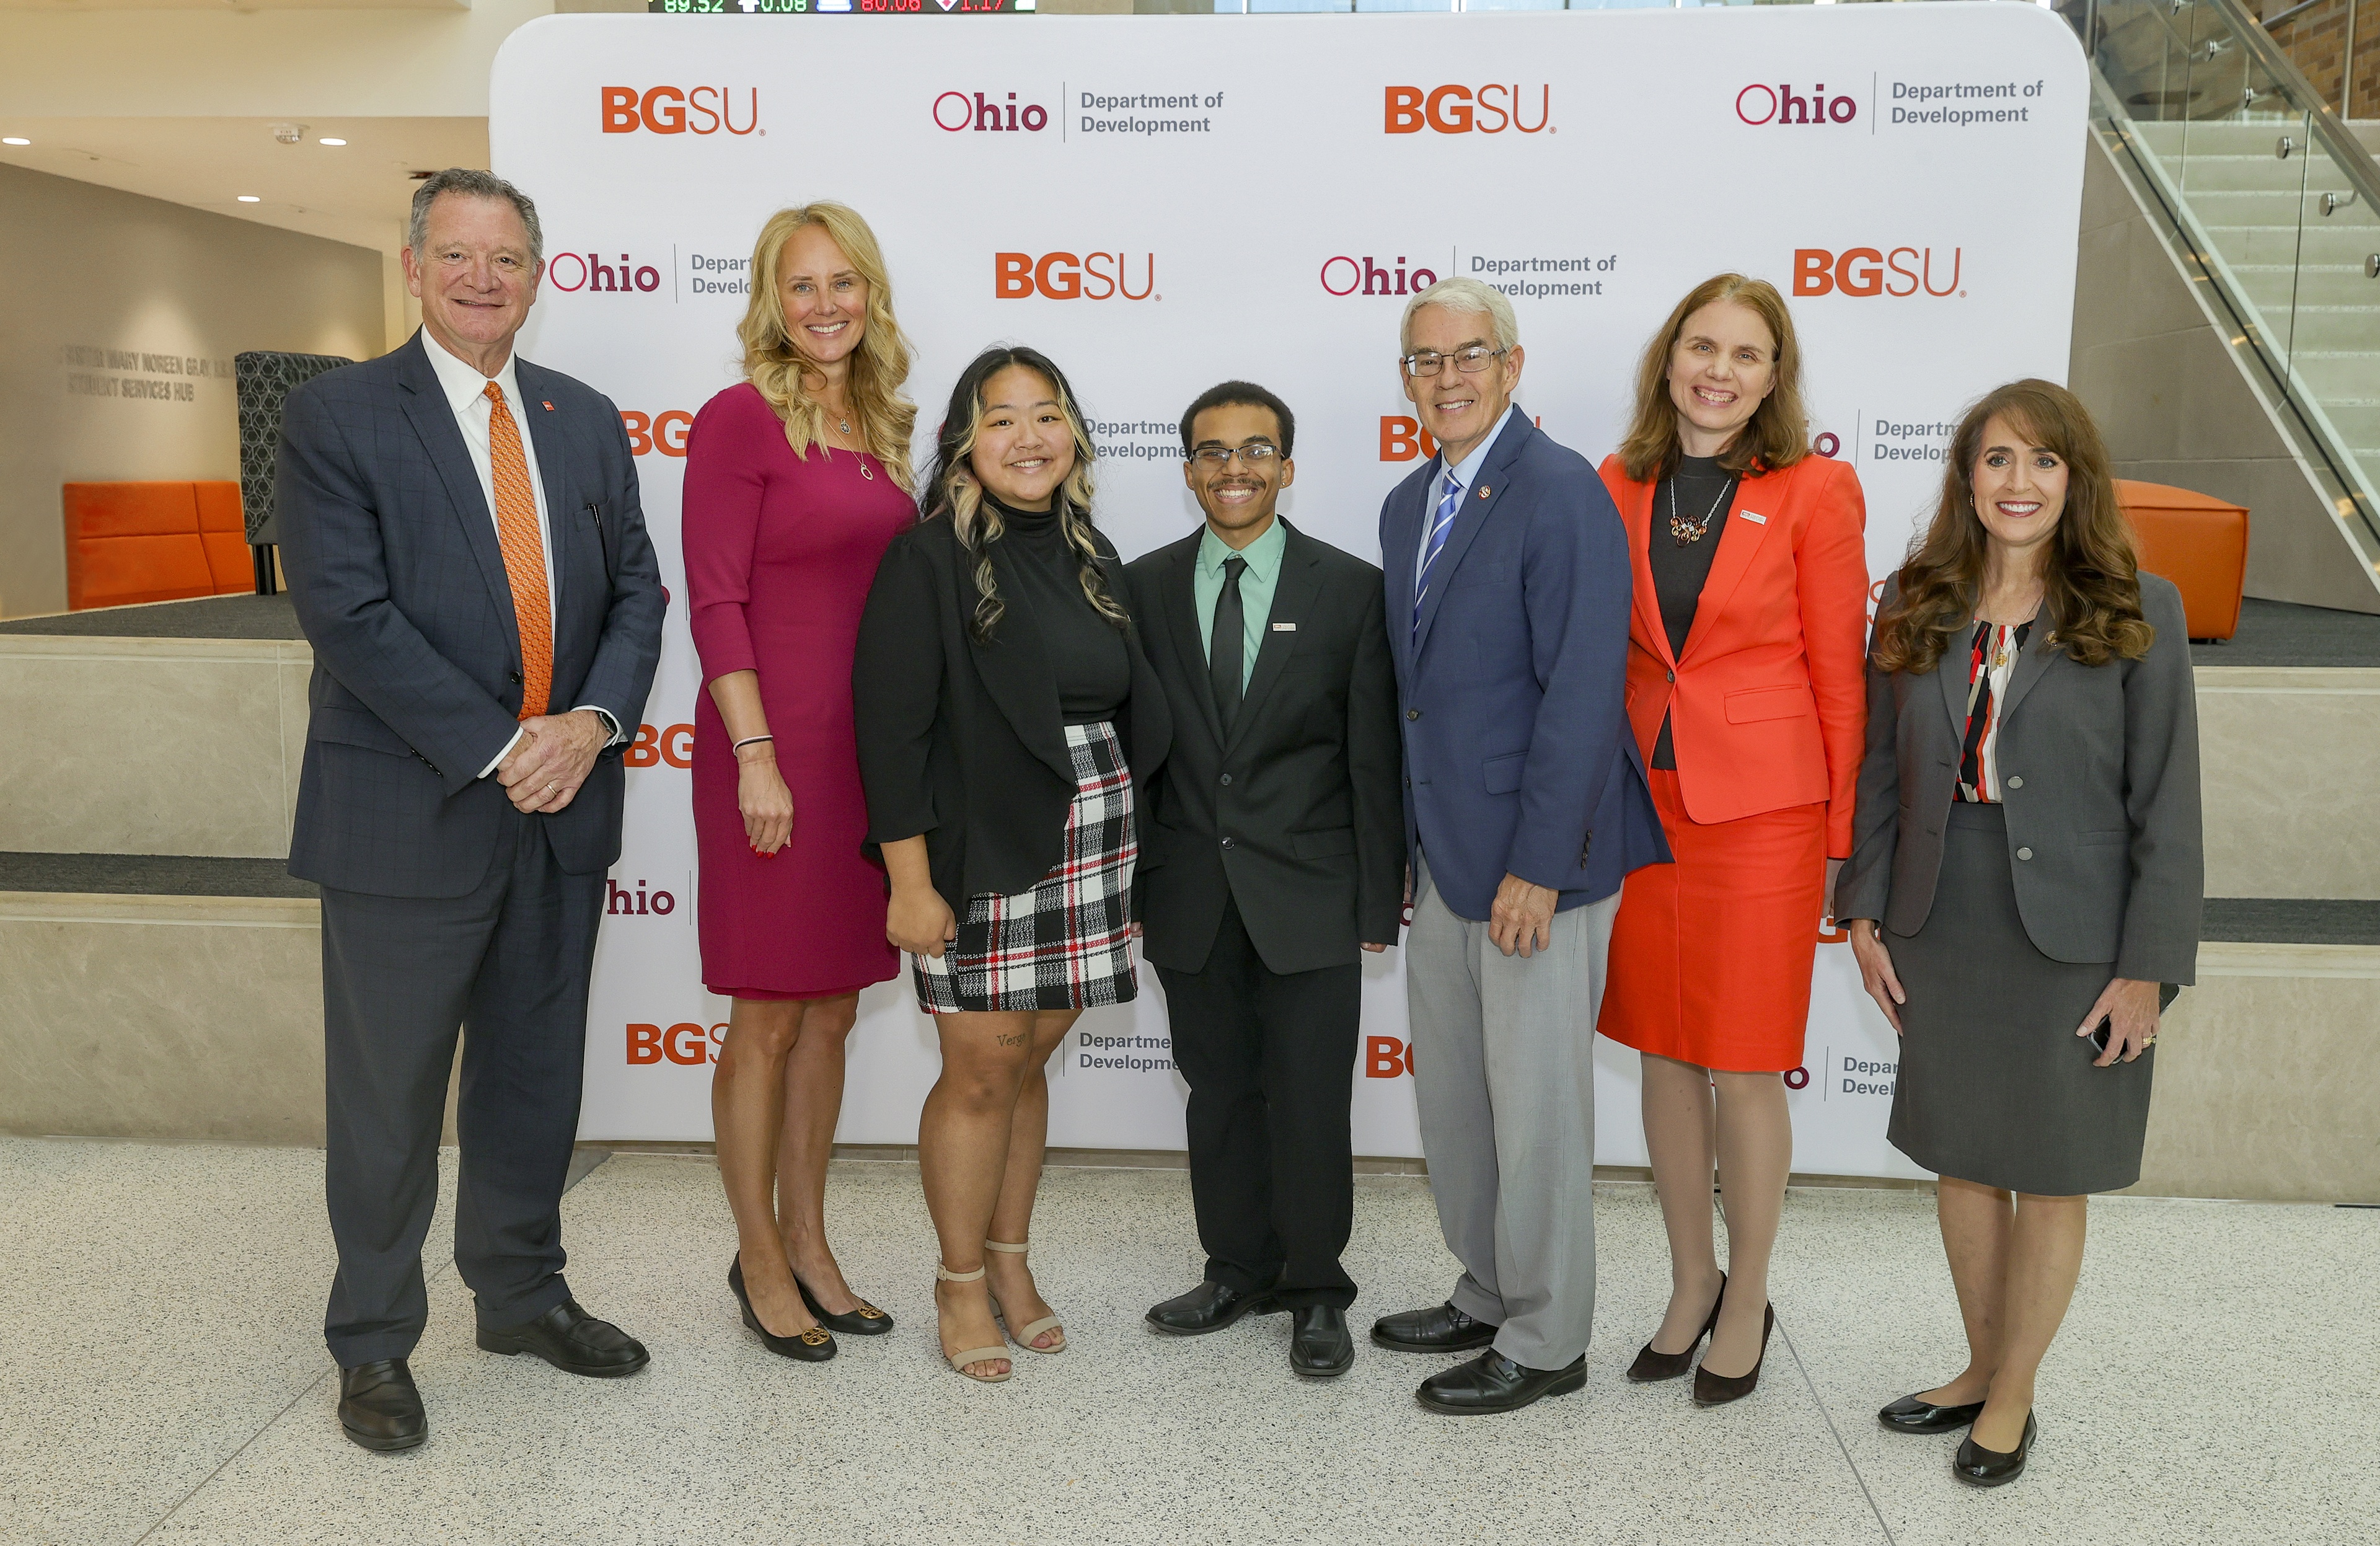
top-left (729, 1255), bottom-right (837, 1362)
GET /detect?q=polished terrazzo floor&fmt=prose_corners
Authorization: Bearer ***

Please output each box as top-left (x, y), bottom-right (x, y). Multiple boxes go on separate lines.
top-left (4, 1138), bottom-right (2371, 1546)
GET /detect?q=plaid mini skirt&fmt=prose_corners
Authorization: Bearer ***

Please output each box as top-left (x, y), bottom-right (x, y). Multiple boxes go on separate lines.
top-left (913, 719), bottom-right (1139, 1015)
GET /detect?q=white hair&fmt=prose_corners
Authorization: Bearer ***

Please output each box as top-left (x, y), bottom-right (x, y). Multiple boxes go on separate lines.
top-left (1400, 276), bottom-right (1519, 354)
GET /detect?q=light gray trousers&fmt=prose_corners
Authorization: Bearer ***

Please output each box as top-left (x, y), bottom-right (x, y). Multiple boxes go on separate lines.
top-left (1406, 856), bottom-right (1620, 1371)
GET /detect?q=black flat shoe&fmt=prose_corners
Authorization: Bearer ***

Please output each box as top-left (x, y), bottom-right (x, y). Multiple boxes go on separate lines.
top-left (476, 1297), bottom-right (650, 1377)
top-left (1627, 1271), bottom-right (1726, 1382)
top-left (1146, 1281), bottom-right (1282, 1336)
top-left (1371, 1301), bottom-right (1499, 1354)
top-left (1879, 1391), bottom-right (1987, 1433)
top-left (337, 1358), bottom-right (425, 1452)
top-left (1691, 1301), bottom-right (1774, 1407)
top-left (1289, 1305), bottom-right (1354, 1378)
top-left (726, 1255), bottom-right (835, 1363)
top-left (1416, 1350), bottom-right (1586, 1415)
top-left (1954, 1411), bottom-right (2038, 1486)
top-left (796, 1273), bottom-right (892, 1336)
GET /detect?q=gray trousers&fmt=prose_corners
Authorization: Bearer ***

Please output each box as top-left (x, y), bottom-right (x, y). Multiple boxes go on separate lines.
top-left (320, 811), bottom-right (602, 1367)
top-left (1406, 856), bottom-right (1619, 1370)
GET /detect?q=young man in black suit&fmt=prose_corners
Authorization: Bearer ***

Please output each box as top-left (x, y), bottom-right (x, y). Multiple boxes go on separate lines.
top-left (1124, 382), bottom-right (1404, 1378)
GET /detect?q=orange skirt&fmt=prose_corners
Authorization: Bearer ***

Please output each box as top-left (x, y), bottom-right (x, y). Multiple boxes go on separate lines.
top-left (1597, 768), bottom-right (1827, 1074)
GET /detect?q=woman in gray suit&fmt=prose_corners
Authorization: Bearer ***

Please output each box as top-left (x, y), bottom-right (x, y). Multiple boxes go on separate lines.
top-left (1835, 379), bottom-right (2200, 1488)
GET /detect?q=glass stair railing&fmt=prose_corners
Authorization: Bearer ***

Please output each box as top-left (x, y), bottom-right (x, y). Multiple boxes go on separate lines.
top-left (2076, 0), bottom-right (2380, 572)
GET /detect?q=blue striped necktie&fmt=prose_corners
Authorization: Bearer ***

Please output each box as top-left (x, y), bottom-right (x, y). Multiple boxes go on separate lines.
top-left (1413, 466), bottom-right (1463, 641)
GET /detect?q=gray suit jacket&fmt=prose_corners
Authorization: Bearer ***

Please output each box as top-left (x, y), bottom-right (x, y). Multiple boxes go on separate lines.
top-left (277, 331), bottom-right (666, 899)
top-left (1833, 573), bottom-right (2201, 984)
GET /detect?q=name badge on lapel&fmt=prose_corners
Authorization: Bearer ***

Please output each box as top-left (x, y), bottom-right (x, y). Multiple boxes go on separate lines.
top-left (1271, 622), bottom-right (1297, 632)
top-left (1740, 511), bottom-right (1768, 525)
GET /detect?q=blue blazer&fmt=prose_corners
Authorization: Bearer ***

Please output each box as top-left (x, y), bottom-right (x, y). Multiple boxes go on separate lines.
top-left (277, 330), bottom-right (666, 899)
top-left (1379, 407), bottom-right (1667, 921)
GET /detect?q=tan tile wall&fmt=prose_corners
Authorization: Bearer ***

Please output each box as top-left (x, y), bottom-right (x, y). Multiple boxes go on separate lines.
top-left (2197, 668), bottom-right (2380, 898)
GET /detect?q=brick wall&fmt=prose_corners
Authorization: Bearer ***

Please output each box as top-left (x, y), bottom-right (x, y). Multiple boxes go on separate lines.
top-left (2262, 0), bottom-right (2372, 118)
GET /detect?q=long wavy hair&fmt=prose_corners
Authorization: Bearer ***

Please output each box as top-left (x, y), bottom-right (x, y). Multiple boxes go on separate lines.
top-left (922, 346), bottom-right (1124, 643)
top-left (1871, 379), bottom-right (2154, 676)
top-left (736, 202), bottom-right (917, 493)
top-left (1615, 273), bottom-right (1811, 484)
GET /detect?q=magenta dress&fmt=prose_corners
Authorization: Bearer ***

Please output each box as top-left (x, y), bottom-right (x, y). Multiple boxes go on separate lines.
top-left (684, 382), bottom-right (912, 999)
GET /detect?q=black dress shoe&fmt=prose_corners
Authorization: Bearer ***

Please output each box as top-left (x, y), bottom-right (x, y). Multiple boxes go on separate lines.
top-left (1145, 1281), bottom-right (1282, 1336)
top-left (795, 1273), bottom-right (892, 1336)
top-left (1878, 1390), bottom-right (1987, 1433)
top-left (728, 1256), bottom-right (837, 1362)
top-left (1627, 1271), bottom-right (1726, 1382)
top-left (1370, 1301), bottom-right (1499, 1354)
top-left (338, 1358), bottom-right (426, 1452)
top-left (1289, 1305), bottom-right (1354, 1378)
top-left (1416, 1349), bottom-right (1587, 1414)
top-left (1691, 1301), bottom-right (1774, 1407)
top-left (1953, 1411), bottom-right (2038, 1486)
top-left (476, 1297), bottom-right (651, 1377)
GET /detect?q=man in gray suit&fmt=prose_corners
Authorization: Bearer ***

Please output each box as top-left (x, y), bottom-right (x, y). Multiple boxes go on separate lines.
top-left (277, 169), bottom-right (665, 1452)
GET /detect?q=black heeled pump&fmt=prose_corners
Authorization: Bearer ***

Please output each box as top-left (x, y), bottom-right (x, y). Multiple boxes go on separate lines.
top-left (1691, 1299), bottom-right (1774, 1407)
top-left (728, 1254), bottom-right (837, 1362)
top-left (1626, 1272), bottom-right (1726, 1383)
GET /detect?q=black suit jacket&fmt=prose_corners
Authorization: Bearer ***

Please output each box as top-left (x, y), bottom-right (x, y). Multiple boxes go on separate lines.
top-left (276, 331), bottom-right (666, 899)
top-left (853, 510), bottom-right (1171, 908)
top-left (1124, 519), bottom-right (1404, 977)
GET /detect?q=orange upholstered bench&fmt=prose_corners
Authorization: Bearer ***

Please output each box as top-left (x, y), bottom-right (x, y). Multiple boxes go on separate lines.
top-left (2114, 479), bottom-right (2249, 642)
top-left (63, 481), bottom-right (251, 611)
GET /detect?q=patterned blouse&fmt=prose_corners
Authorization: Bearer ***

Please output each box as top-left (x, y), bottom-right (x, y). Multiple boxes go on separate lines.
top-left (1957, 617), bottom-right (2034, 803)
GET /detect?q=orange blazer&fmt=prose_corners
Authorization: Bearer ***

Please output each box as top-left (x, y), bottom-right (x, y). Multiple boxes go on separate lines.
top-left (1599, 453), bottom-right (1870, 857)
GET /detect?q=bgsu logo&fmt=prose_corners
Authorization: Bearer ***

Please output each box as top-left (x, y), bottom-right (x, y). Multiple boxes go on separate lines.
top-left (549, 253), bottom-right (660, 294)
top-left (624, 722), bottom-right (695, 766)
top-left (933, 91), bottom-right (1050, 133)
top-left (1736, 83), bottom-right (1858, 126)
top-left (1793, 247), bottom-right (1963, 298)
top-left (626, 1022), bottom-right (725, 1066)
top-left (619, 410), bottom-right (694, 457)
top-left (600, 86), bottom-right (759, 136)
top-left (1384, 85), bottom-right (1551, 135)
top-left (1379, 417), bottom-right (1441, 462)
top-left (994, 252), bottom-right (1157, 301)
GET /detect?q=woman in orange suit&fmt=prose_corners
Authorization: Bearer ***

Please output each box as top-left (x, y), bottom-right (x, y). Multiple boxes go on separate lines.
top-left (1596, 273), bottom-right (1869, 1407)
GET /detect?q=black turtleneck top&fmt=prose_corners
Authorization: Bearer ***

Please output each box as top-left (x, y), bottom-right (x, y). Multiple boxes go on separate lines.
top-left (985, 493), bottom-right (1130, 723)
top-left (1647, 453), bottom-right (1736, 769)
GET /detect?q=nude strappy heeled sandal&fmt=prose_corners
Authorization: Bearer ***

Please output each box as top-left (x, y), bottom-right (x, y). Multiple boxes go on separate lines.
top-left (984, 1238), bottom-right (1066, 1354)
top-left (934, 1263), bottom-right (1012, 1383)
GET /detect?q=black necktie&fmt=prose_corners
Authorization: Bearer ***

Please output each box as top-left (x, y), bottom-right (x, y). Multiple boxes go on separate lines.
top-left (1210, 554), bottom-right (1247, 732)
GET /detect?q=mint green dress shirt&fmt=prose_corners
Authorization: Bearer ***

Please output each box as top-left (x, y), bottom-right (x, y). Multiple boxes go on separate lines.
top-left (1192, 516), bottom-right (1287, 690)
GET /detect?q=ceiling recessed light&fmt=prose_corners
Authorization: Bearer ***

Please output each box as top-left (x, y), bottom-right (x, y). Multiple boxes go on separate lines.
top-left (318, 137), bottom-right (346, 147)
top-left (237, 195), bottom-right (261, 203)
top-left (1, 138), bottom-right (29, 147)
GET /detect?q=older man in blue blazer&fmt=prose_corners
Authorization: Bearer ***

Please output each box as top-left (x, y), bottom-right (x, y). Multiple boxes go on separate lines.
top-left (1369, 278), bottom-right (1668, 1414)
top-left (277, 170), bottom-right (665, 1452)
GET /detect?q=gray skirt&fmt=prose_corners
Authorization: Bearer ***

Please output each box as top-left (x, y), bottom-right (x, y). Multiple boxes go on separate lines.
top-left (1886, 802), bottom-right (2161, 1196)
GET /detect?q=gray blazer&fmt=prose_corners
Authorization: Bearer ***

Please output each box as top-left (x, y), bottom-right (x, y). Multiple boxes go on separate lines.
top-left (1832, 573), bottom-right (2201, 984)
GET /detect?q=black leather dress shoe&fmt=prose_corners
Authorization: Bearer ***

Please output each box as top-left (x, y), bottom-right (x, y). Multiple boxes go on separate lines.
top-left (1416, 1349), bottom-right (1587, 1414)
top-left (1289, 1305), bottom-right (1354, 1377)
top-left (1370, 1301), bottom-right (1499, 1354)
top-left (1953, 1411), bottom-right (2037, 1486)
top-left (476, 1299), bottom-right (650, 1377)
top-left (1145, 1281), bottom-right (1282, 1336)
top-left (338, 1358), bottom-right (426, 1452)
top-left (1878, 1390), bottom-right (1987, 1433)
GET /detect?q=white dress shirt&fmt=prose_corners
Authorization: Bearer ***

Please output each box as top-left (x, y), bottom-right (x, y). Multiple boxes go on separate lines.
top-left (418, 330), bottom-right (621, 777)
top-left (1413, 402), bottom-right (1521, 586)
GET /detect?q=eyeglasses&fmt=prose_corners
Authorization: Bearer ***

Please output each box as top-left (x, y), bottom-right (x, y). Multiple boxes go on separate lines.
top-left (1186, 443), bottom-right (1282, 468)
top-left (1400, 345), bottom-right (1508, 378)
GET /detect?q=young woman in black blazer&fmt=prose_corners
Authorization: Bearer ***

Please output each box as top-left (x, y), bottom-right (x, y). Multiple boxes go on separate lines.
top-left (853, 346), bottom-right (1170, 1382)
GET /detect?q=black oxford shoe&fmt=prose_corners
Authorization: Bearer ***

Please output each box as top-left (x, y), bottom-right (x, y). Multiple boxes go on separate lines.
top-left (1878, 1390), bottom-right (1987, 1433)
top-left (1953, 1411), bottom-right (2037, 1487)
top-left (1146, 1281), bottom-right (1282, 1336)
top-left (1289, 1305), bottom-right (1354, 1378)
top-left (476, 1299), bottom-right (650, 1377)
top-left (1417, 1349), bottom-right (1587, 1415)
top-left (338, 1358), bottom-right (426, 1452)
top-left (1370, 1301), bottom-right (1499, 1354)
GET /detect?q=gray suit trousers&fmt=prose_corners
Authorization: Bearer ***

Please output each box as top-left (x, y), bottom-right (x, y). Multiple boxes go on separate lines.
top-left (1406, 855), bottom-right (1618, 1369)
top-left (320, 810), bottom-right (601, 1367)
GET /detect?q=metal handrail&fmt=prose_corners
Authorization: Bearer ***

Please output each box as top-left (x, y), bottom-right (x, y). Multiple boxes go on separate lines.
top-left (2186, 0), bottom-right (2380, 215)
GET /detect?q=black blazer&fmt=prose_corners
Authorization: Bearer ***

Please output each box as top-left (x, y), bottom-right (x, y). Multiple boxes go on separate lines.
top-left (277, 331), bottom-right (666, 899)
top-left (853, 510), bottom-right (1171, 908)
top-left (1124, 519), bottom-right (1405, 976)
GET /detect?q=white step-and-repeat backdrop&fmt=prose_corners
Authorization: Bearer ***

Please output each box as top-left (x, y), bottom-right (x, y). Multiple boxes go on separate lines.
top-left (491, 7), bottom-right (2084, 1173)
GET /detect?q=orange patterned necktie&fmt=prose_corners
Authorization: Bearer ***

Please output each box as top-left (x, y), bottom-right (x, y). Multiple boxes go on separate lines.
top-left (483, 380), bottom-right (552, 721)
